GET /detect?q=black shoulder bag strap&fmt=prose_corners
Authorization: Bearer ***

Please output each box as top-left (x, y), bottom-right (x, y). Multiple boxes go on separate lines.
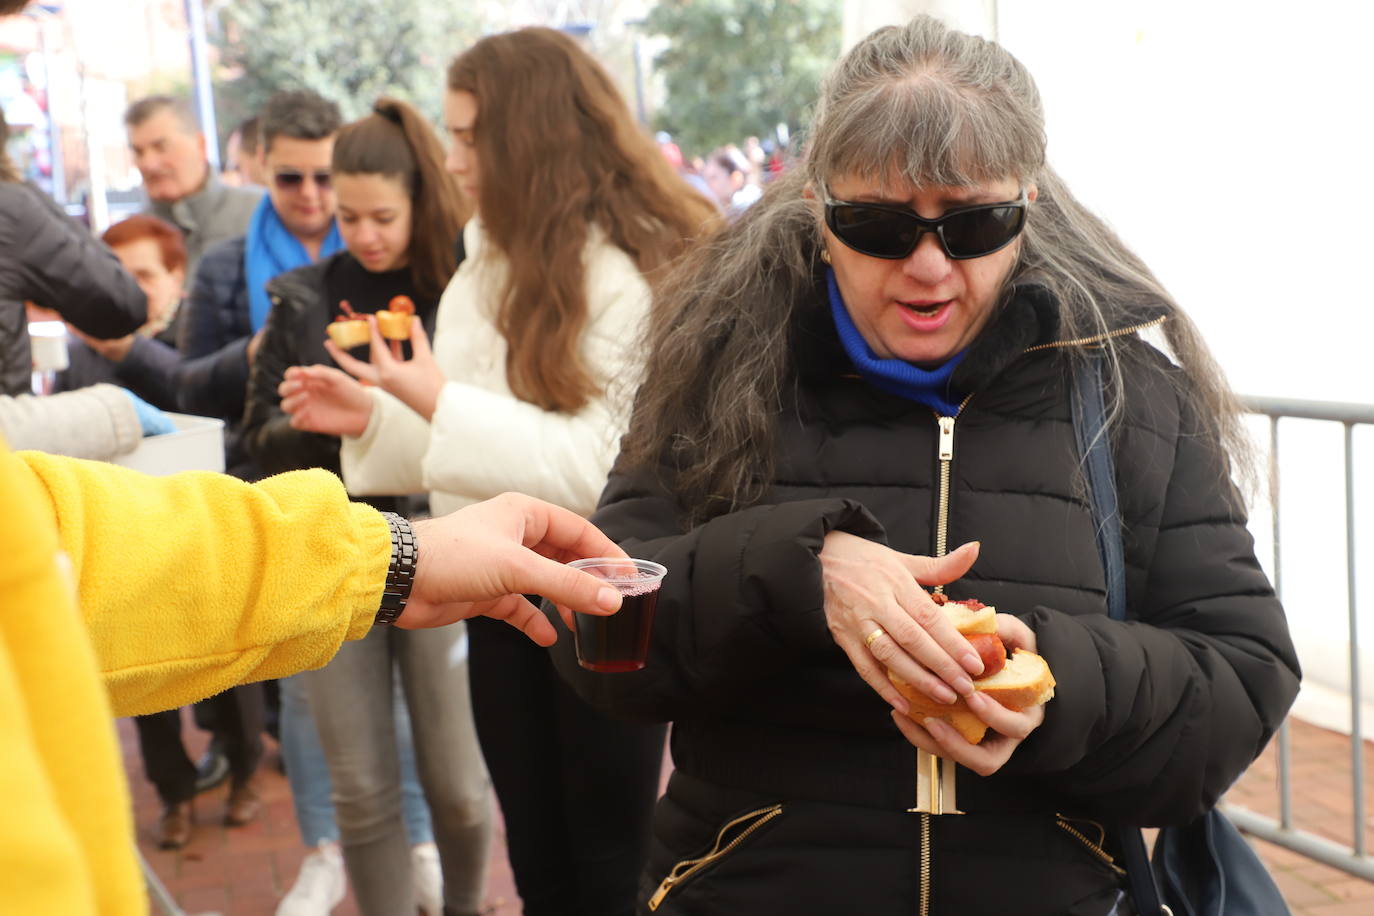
top-left (1069, 351), bottom-right (1166, 916)
top-left (1071, 352), bottom-right (1127, 622)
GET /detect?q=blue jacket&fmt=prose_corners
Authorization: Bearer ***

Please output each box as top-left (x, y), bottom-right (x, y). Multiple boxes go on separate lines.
top-left (55, 317), bottom-right (182, 412)
top-left (176, 236), bottom-right (250, 417)
top-left (173, 235), bottom-right (257, 478)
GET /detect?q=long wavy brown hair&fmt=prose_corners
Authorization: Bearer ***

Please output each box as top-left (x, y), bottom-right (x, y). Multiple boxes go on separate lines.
top-left (446, 27), bottom-right (719, 413)
top-left (332, 98), bottom-right (468, 301)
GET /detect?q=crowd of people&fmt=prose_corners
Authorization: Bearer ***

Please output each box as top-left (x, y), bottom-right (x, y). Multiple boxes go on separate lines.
top-left (656, 132), bottom-right (785, 219)
top-left (3, 4), bottom-right (1300, 916)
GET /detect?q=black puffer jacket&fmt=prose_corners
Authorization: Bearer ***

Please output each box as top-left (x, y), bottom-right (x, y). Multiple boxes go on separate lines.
top-left (242, 251), bottom-right (437, 487)
top-left (552, 282), bottom-right (1300, 915)
top-left (0, 182), bottom-right (146, 395)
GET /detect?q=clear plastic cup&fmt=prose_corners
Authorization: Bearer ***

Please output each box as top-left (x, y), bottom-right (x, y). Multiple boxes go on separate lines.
top-left (567, 558), bottom-right (667, 672)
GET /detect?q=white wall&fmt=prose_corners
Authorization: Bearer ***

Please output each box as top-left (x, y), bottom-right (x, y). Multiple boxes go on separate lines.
top-left (845, 0), bottom-right (996, 47)
top-left (996, 0), bottom-right (1374, 403)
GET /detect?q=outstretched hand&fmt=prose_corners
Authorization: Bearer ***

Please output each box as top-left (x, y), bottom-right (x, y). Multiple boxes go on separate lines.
top-left (399, 492), bottom-right (629, 646)
top-left (279, 364), bottom-right (373, 438)
top-left (325, 316), bottom-right (445, 421)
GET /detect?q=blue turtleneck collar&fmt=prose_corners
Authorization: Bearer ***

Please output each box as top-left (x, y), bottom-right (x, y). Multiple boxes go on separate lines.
top-left (826, 268), bottom-right (967, 416)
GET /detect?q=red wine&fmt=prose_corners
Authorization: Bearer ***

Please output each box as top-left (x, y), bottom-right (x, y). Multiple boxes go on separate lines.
top-left (574, 584), bottom-right (660, 672)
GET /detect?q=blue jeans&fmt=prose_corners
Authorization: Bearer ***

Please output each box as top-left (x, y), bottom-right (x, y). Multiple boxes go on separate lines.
top-left (279, 671), bottom-right (434, 847)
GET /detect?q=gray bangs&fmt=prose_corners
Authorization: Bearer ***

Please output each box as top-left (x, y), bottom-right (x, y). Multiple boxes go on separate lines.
top-left (805, 20), bottom-right (1046, 191)
top-left (810, 77), bottom-right (1044, 190)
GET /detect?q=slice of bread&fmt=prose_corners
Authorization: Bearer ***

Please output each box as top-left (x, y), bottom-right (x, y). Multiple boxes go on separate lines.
top-left (326, 319), bottom-right (370, 349)
top-left (375, 310), bottom-right (412, 340)
top-left (944, 600), bottom-right (996, 636)
top-left (889, 649), bottom-right (1056, 743)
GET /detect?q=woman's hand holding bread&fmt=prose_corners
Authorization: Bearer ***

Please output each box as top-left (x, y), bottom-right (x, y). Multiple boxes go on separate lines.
top-left (820, 534), bottom-right (984, 714)
top-left (889, 598), bottom-right (1054, 776)
top-left (328, 315), bottom-right (445, 422)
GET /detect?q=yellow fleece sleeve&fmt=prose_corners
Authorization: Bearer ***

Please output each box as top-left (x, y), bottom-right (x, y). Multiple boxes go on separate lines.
top-left (16, 452), bottom-right (391, 717)
top-left (1, 442), bottom-right (143, 913)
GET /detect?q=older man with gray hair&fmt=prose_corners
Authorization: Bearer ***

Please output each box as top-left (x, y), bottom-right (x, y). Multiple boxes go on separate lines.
top-left (126, 95), bottom-right (260, 279)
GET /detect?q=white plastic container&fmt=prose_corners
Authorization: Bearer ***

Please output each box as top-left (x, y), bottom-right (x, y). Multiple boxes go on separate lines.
top-left (112, 413), bottom-right (226, 476)
top-left (28, 320), bottom-right (69, 372)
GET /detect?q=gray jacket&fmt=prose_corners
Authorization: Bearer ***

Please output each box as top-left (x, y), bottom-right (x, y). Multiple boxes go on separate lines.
top-left (0, 384), bottom-right (140, 459)
top-left (146, 172), bottom-right (260, 280)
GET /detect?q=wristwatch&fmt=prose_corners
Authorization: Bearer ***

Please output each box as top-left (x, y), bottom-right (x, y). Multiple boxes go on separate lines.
top-left (376, 512), bottom-right (418, 626)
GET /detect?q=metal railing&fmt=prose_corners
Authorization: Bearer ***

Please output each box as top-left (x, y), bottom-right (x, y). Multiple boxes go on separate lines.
top-left (1225, 394), bottom-right (1374, 881)
top-left (141, 848), bottom-right (219, 916)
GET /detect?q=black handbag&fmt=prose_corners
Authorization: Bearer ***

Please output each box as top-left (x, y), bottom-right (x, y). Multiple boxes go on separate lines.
top-left (1070, 353), bottom-right (1290, 916)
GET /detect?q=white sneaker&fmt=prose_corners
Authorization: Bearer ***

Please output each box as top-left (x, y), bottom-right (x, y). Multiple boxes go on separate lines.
top-left (412, 841), bottom-right (444, 916)
top-left (276, 841), bottom-right (347, 916)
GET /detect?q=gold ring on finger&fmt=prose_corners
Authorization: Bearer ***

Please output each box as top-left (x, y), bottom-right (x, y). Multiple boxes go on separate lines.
top-left (864, 626), bottom-right (886, 649)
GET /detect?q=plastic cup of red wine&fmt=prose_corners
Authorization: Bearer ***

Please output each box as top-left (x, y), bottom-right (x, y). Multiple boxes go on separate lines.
top-left (567, 558), bottom-right (667, 672)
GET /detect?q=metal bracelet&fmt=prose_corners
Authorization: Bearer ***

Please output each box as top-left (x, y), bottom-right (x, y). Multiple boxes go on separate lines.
top-left (376, 512), bottom-right (417, 626)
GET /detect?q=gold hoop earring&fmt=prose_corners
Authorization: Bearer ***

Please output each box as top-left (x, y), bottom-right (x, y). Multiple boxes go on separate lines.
top-left (820, 248), bottom-right (832, 264)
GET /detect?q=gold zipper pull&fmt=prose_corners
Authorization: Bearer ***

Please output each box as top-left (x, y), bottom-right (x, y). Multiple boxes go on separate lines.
top-left (937, 415), bottom-right (955, 461)
top-left (911, 750), bottom-right (963, 815)
top-left (648, 883), bottom-right (671, 910)
top-left (647, 805), bottom-right (784, 909)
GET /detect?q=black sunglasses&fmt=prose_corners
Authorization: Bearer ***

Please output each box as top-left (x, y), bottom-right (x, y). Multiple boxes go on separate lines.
top-left (273, 169), bottom-right (332, 191)
top-left (823, 189), bottom-right (1028, 260)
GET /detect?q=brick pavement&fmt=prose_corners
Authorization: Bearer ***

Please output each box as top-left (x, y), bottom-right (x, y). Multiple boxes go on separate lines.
top-left (118, 713), bottom-right (519, 916)
top-left (122, 712), bottom-right (1373, 915)
top-left (1226, 717), bottom-right (1374, 916)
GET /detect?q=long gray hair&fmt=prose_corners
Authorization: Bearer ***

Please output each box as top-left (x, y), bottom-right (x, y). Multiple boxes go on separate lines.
top-left (620, 15), bottom-right (1251, 522)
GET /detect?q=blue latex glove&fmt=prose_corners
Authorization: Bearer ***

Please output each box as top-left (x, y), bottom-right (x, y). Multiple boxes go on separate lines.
top-left (122, 390), bottom-right (177, 437)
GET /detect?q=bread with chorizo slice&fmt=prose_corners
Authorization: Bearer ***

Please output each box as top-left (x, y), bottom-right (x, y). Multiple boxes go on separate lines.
top-left (887, 598), bottom-right (1055, 743)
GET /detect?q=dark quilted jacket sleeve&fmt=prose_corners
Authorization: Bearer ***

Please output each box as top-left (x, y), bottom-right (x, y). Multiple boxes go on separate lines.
top-left (242, 282), bottom-right (339, 476)
top-left (1005, 363), bottom-right (1300, 826)
top-left (549, 462), bottom-right (886, 722)
top-left (116, 335), bottom-right (183, 411)
top-left (175, 239), bottom-right (251, 420)
top-left (0, 183), bottom-right (146, 338)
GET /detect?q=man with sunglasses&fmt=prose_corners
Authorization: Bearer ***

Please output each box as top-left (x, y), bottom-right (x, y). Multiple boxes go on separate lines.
top-left (174, 89), bottom-right (343, 477)
top-left (126, 96), bottom-right (262, 283)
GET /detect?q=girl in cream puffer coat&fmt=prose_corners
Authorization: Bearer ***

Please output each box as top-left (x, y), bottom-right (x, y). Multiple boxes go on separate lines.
top-left (280, 27), bottom-right (719, 916)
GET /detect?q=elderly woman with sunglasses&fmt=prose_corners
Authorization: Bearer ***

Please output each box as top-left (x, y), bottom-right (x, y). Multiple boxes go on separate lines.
top-left (549, 16), bottom-right (1299, 916)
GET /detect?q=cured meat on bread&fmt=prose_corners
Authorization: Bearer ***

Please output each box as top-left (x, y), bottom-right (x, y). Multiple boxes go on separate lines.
top-left (326, 316), bottom-right (370, 349)
top-left (326, 299), bottom-right (370, 349)
top-left (375, 295), bottom-right (415, 340)
top-left (887, 597), bottom-right (1055, 743)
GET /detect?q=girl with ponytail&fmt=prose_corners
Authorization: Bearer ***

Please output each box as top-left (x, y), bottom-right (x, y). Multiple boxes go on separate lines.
top-left (281, 27), bottom-right (719, 916)
top-left (243, 98), bottom-right (490, 916)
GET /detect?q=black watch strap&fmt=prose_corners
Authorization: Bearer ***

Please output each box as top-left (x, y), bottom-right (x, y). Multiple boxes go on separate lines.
top-left (376, 512), bottom-right (417, 626)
